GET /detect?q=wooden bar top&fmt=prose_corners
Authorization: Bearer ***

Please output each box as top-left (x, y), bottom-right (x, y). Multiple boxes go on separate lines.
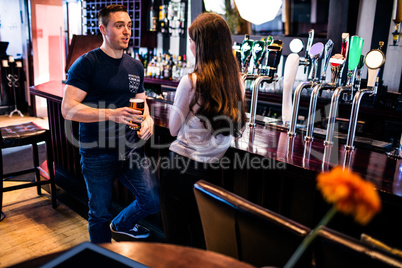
top-left (148, 96), bottom-right (402, 201)
top-left (28, 78), bottom-right (180, 101)
top-left (30, 81), bottom-right (402, 200)
top-left (30, 80), bottom-right (65, 101)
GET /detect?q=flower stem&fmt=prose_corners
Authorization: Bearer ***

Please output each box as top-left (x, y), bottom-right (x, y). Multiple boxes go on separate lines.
top-left (284, 206), bottom-right (337, 268)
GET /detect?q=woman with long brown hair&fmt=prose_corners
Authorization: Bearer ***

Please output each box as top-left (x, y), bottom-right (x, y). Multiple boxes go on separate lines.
top-left (160, 12), bottom-right (247, 248)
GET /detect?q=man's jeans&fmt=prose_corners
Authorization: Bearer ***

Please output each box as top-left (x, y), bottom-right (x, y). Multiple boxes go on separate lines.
top-left (81, 151), bottom-right (160, 243)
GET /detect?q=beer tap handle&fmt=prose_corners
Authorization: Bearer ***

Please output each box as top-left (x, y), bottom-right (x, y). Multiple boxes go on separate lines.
top-left (367, 63), bottom-right (381, 89)
top-left (338, 33), bottom-right (349, 86)
top-left (282, 53), bottom-right (299, 125)
top-left (321, 39), bottom-right (334, 81)
top-left (329, 54), bottom-right (345, 86)
top-left (252, 40), bottom-right (266, 74)
top-left (346, 35), bottom-right (364, 87)
top-left (365, 42), bottom-right (386, 92)
top-left (308, 42), bottom-right (324, 81)
top-left (354, 55), bottom-right (365, 91)
top-left (264, 42), bottom-right (283, 80)
top-left (341, 33), bottom-right (350, 60)
top-left (303, 29), bottom-right (314, 74)
top-left (305, 29), bottom-right (314, 59)
top-left (289, 38), bottom-right (304, 54)
top-left (240, 36), bottom-right (254, 73)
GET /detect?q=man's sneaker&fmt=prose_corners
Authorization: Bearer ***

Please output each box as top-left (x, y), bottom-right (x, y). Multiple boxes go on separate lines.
top-left (110, 223), bottom-right (150, 239)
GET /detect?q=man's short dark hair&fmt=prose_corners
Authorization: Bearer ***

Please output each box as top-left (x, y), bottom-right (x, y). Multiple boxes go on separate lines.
top-left (98, 4), bottom-right (127, 27)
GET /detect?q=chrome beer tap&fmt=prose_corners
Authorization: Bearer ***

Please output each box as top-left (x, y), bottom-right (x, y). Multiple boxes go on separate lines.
top-left (324, 86), bottom-right (350, 146)
top-left (249, 41), bottom-right (283, 127)
top-left (240, 35), bottom-right (259, 96)
top-left (242, 73), bottom-right (259, 83)
top-left (305, 39), bottom-right (335, 141)
top-left (287, 42), bottom-right (323, 137)
top-left (324, 36), bottom-right (364, 145)
top-left (245, 40), bottom-right (267, 127)
top-left (299, 29), bottom-right (314, 75)
top-left (320, 39), bottom-right (334, 83)
top-left (287, 81), bottom-right (315, 136)
top-left (344, 48), bottom-right (386, 150)
top-left (353, 55), bottom-right (365, 91)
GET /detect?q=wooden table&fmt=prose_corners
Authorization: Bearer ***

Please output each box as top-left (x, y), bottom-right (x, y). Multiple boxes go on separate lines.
top-left (10, 242), bottom-right (255, 268)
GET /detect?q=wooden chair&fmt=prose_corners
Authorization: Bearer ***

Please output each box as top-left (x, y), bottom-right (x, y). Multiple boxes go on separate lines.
top-left (1, 122), bottom-right (57, 221)
top-left (314, 227), bottom-right (402, 268)
top-left (194, 180), bottom-right (312, 268)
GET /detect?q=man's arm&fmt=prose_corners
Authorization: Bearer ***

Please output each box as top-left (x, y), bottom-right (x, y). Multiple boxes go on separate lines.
top-left (61, 84), bottom-right (142, 124)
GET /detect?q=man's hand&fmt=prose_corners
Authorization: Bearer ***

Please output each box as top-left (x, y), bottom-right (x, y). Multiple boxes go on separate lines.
top-left (108, 107), bottom-right (143, 125)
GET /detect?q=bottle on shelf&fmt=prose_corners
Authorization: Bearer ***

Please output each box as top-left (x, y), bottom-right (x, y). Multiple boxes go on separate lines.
top-left (182, 54), bottom-right (187, 66)
top-left (172, 55), bottom-right (180, 80)
top-left (159, 2), bottom-right (168, 33)
top-left (157, 53), bottom-right (163, 79)
top-left (169, 55), bottom-right (176, 80)
top-left (163, 55), bottom-right (171, 79)
top-left (147, 56), bottom-right (156, 78)
top-left (135, 52), bottom-right (141, 61)
top-left (153, 56), bottom-right (159, 78)
top-left (148, 0), bottom-right (157, 31)
top-left (147, 60), bottom-right (152, 78)
top-left (179, 54), bottom-right (188, 78)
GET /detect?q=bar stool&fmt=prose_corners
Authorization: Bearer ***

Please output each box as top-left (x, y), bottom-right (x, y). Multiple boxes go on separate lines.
top-left (1, 122), bottom-right (57, 221)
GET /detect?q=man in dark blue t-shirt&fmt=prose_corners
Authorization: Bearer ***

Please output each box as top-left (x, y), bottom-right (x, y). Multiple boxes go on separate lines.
top-left (62, 4), bottom-right (159, 243)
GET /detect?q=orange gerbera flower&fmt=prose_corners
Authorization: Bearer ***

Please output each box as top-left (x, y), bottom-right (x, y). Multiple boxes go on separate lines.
top-left (285, 166), bottom-right (382, 268)
top-left (317, 166), bottom-right (381, 225)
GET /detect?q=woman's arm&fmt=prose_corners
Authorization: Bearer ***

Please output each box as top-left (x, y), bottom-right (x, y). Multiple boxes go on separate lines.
top-left (169, 75), bottom-right (195, 136)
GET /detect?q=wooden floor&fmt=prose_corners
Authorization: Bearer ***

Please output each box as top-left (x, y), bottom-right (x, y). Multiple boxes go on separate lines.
top-left (1, 114), bottom-right (165, 266)
top-left (0, 181), bottom-right (90, 267)
top-left (0, 114), bottom-right (90, 267)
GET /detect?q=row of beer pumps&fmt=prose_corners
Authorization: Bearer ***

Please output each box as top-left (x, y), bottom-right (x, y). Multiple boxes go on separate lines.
top-left (239, 35), bottom-right (284, 127)
top-left (239, 30), bottom-right (387, 152)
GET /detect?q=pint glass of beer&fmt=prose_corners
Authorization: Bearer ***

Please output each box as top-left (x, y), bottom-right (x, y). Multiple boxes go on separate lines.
top-left (129, 98), bottom-right (145, 130)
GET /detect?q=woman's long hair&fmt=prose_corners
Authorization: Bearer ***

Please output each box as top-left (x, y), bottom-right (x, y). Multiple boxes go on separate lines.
top-left (188, 13), bottom-right (246, 137)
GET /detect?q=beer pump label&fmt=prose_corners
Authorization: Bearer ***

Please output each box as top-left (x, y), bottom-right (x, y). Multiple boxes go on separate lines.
top-left (241, 41), bottom-right (253, 61)
top-left (266, 36), bottom-right (274, 46)
top-left (252, 41), bottom-right (265, 66)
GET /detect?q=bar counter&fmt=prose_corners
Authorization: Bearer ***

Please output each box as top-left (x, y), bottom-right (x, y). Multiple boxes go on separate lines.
top-left (30, 80), bottom-right (402, 248)
top-left (148, 87), bottom-right (401, 198)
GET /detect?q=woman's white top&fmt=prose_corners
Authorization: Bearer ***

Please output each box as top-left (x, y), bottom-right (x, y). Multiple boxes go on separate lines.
top-left (169, 74), bottom-right (233, 163)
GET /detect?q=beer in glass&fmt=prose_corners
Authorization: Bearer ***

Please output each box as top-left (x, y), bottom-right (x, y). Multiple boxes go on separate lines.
top-left (129, 98), bottom-right (144, 130)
